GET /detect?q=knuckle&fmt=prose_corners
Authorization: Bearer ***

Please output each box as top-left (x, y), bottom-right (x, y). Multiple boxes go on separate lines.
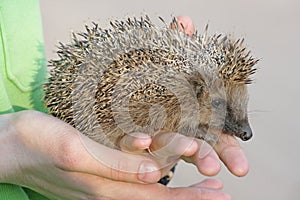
top-left (108, 160), bottom-right (127, 181)
top-left (54, 129), bottom-right (82, 169)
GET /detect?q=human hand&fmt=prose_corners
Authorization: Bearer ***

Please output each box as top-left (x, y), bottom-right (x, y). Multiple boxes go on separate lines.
top-left (119, 131), bottom-right (248, 179)
top-left (0, 110), bottom-right (230, 200)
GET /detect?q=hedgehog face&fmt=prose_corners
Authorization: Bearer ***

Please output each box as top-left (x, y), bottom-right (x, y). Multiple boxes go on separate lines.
top-left (189, 35), bottom-right (256, 142)
top-left (224, 83), bottom-right (252, 141)
top-left (194, 75), bottom-right (252, 142)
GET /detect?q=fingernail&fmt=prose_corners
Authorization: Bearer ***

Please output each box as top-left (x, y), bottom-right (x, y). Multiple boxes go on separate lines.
top-left (138, 161), bottom-right (159, 183)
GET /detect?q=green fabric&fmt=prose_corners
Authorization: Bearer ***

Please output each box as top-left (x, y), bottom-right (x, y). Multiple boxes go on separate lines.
top-left (0, 0), bottom-right (47, 113)
top-left (0, 184), bottom-right (29, 200)
top-left (0, 0), bottom-right (50, 199)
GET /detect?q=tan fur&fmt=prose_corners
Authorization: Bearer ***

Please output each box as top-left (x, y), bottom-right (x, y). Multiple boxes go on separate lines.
top-left (44, 16), bottom-right (258, 148)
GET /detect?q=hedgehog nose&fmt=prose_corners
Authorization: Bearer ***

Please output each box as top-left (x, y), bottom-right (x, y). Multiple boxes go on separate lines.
top-left (240, 123), bottom-right (253, 141)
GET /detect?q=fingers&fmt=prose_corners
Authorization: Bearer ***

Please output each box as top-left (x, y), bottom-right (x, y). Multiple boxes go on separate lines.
top-left (147, 132), bottom-right (198, 176)
top-left (39, 170), bottom-right (230, 200)
top-left (57, 132), bottom-right (162, 184)
top-left (96, 179), bottom-right (230, 200)
top-left (213, 134), bottom-right (249, 177)
top-left (183, 134), bottom-right (248, 177)
top-left (119, 132), bottom-right (199, 178)
top-left (118, 131), bottom-right (246, 178)
top-left (150, 132), bottom-right (198, 158)
top-left (119, 132), bottom-right (152, 153)
top-left (182, 140), bottom-right (221, 176)
top-left (149, 132), bottom-right (221, 176)
top-left (16, 111), bottom-right (162, 184)
top-left (170, 16), bottom-right (195, 37)
top-left (146, 183), bottom-right (230, 200)
top-left (190, 178), bottom-right (223, 190)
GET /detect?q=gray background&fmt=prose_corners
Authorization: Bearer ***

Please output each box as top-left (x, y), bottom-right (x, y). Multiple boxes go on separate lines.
top-left (40, 0), bottom-right (300, 199)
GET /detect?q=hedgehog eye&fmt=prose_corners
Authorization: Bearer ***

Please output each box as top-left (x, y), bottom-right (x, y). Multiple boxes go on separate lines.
top-left (211, 99), bottom-right (226, 109)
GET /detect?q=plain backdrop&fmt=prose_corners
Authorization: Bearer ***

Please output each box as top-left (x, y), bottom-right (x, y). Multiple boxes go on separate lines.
top-left (40, 0), bottom-right (300, 199)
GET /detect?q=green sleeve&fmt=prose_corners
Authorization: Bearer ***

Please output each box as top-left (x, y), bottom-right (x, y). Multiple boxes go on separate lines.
top-left (0, 0), bottom-right (50, 199)
top-left (0, 0), bottom-right (48, 113)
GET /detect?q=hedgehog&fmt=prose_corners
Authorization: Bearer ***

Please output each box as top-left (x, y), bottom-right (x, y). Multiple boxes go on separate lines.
top-left (44, 15), bottom-right (258, 149)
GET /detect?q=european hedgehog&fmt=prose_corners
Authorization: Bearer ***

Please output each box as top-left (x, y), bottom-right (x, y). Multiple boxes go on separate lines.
top-left (44, 16), bottom-right (258, 149)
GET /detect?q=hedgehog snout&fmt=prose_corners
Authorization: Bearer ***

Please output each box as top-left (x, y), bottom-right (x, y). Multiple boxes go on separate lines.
top-left (240, 123), bottom-right (253, 141)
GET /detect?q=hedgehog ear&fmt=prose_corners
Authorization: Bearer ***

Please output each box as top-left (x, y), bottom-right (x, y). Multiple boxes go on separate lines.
top-left (195, 83), bottom-right (205, 98)
top-left (187, 72), bottom-right (208, 99)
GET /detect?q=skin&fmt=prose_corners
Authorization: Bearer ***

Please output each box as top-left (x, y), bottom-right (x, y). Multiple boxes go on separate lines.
top-left (0, 110), bottom-right (230, 200)
top-left (0, 16), bottom-right (248, 200)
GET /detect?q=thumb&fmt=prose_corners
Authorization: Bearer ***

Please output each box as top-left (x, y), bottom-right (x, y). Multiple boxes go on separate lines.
top-left (55, 130), bottom-right (162, 184)
top-left (19, 111), bottom-right (162, 184)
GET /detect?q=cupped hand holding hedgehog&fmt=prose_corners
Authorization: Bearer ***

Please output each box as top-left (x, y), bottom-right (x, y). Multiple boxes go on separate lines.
top-left (0, 11), bottom-right (254, 200)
